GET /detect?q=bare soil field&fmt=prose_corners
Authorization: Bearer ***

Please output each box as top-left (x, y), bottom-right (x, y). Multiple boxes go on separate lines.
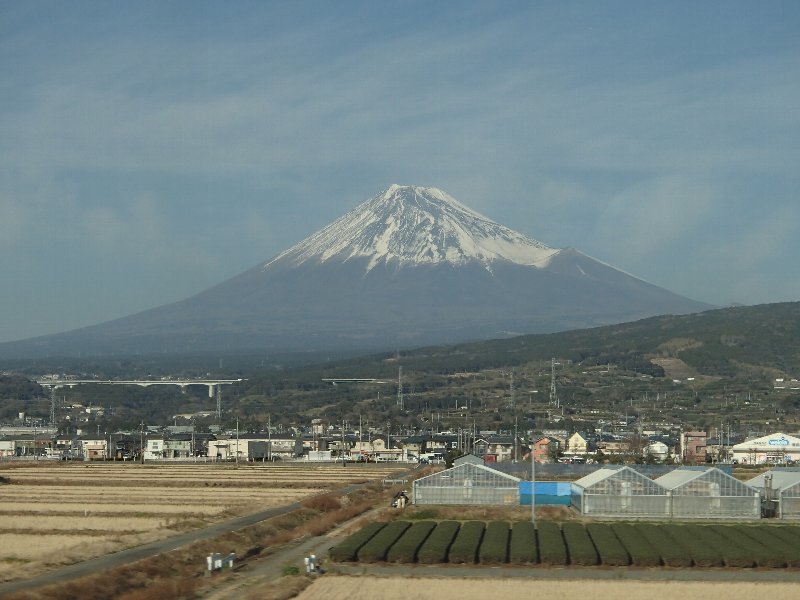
top-left (0, 461), bottom-right (402, 583)
top-left (295, 575), bottom-right (800, 600)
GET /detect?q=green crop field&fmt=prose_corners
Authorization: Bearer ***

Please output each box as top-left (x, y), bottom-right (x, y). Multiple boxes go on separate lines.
top-left (329, 520), bottom-right (800, 569)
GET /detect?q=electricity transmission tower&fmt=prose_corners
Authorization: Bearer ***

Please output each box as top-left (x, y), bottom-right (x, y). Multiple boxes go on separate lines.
top-left (549, 358), bottom-right (559, 408)
top-left (397, 367), bottom-right (404, 410)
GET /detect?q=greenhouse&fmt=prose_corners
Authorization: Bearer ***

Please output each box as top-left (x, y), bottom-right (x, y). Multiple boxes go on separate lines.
top-left (412, 462), bottom-right (520, 506)
top-left (570, 466), bottom-right (670, 518)
top-left (747, 470), bottom-right (800, 519)
top-left (656, 467), bottom-right (760, 519)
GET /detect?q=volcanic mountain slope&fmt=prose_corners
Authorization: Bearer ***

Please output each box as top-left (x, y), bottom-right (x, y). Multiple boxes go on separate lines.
top-left (1, 185), bottom-right (713, 357)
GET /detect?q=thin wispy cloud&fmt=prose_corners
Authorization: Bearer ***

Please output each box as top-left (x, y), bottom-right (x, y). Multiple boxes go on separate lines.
top-left (0, 1), bottom-right (798, 341)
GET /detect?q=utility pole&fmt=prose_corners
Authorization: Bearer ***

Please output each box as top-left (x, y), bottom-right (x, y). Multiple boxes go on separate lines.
top-left (216, 386), bottom-right (222, 422)
top-left (342, 419), bottom-right (346, 467)
top-left (531, 444), bottom-right (536, 527)
top-left (49, 388), bottom-right (57, 428)
top-left (268, 414), bottom-right (272, 462)
top-left (235, 417), bottom-right (240, 467)
top-left (509, 370), bottom-right (515, 410)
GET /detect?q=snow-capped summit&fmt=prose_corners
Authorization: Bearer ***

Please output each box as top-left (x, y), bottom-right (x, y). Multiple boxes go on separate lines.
top-left (266, 184), bottom-right (559, 272)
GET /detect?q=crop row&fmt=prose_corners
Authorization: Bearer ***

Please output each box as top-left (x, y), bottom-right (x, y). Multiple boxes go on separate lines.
top-left (329, 521), bottom-right (800, 568)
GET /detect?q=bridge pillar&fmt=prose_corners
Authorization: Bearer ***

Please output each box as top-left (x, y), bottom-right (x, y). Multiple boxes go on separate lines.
top-left (208, 384), bottom-right (215, 398)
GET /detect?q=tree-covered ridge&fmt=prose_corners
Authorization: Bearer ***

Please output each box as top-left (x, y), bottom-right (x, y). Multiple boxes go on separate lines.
top-left (386, 302), bottom-right (800, 378)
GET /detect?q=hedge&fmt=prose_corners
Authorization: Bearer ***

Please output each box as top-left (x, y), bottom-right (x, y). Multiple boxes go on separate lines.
top-left (509, 521), bottom-right (538, 565)
top-left (664, 524), bottom-right (723, 568)
top-left (357, 520), bottom-right (412, 563)
top-left (611, 523), bottom-right (661, 567)
top-left (730, 524), bottom-right (795, 568)
top-left (711, 525), bottom-right (783, 568)
top-left (537, 521), bottom-right (568, 566)
top-left (637, 523), bottom-right (691, 567)
top-left (329, 522), bottom-right (386, 562)
top-left (561, 522), bottom-right (598, 566)
top-left (586, 523), bottom-right (629, 566)
top-left (479, 521), bottom-right (510, 564)
top-left (386, 521), bottom-right (437, 563)
top-left (417, 521), bottom-right (460, 564)
top-left (764, 526), bottom-right (800, 567)
top-left (448, 521), bottom-right (486, 564)
top-left (685, 525), bottom-right (752, 568)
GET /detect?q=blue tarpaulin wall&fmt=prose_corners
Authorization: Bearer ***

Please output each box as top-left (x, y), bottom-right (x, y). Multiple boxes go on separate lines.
top-left (519, 481), bottom-right (571, 505)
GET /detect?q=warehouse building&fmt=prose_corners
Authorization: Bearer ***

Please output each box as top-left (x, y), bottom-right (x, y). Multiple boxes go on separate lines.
top-left (656, 467), bottom-right (760, 519)
top-left (412, 462), bottom-right (520, 506)
top-left (731, 432), bottom-right (800, 465)
top-left (571, 466), bottom-right (670, 518)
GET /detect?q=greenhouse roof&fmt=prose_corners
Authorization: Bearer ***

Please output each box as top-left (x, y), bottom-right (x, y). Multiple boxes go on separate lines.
top-left (747, 470), bottom-right (800, 491)
top-left (415, 462), bottom-right (521, 485)
top-left (655, 467), bottom-right (753, 492)
top-left (572, 466), bottom-right (663, 491)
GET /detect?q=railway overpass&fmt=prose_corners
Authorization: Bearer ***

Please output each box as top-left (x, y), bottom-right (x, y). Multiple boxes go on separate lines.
top-left (36, 378), bottom-right (244, 397)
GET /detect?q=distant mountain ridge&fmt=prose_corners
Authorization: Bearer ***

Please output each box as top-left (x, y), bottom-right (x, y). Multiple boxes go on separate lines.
top-left (0, 184), bottom-right (713, 358)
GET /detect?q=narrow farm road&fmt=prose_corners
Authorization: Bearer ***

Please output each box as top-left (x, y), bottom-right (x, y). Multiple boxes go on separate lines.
top-left (0, 500), bottom-right (305, 596)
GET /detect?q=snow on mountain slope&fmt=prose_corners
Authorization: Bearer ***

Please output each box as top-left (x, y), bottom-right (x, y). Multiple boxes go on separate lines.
top-left (265, 184), bottom-right (560, 272)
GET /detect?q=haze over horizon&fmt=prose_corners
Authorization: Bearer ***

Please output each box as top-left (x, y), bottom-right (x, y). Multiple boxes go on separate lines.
top-left (2, 2), bottom-right (798, 344)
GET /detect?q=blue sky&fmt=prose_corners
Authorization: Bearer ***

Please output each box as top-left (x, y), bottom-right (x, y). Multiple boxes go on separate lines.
top-left (1, 1), bottom-right (798, 343)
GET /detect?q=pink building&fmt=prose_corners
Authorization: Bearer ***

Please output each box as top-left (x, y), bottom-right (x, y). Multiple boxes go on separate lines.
top-left (533, 437), bottom-right (555, 463)
top-left (681, 431), bottom-right (707, 464)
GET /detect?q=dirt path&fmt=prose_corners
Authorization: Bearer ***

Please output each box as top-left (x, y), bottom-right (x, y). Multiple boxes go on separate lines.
top-left (198, 507), bottom-right (389, 599)
top-left (0, 500), bottom-right (306, 596)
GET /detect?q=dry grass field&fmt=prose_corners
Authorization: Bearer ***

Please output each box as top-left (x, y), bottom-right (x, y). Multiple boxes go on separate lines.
top-left (295, 576), bottom-right (800, 600)
top-left (0, 461), bottom-right (403, 583)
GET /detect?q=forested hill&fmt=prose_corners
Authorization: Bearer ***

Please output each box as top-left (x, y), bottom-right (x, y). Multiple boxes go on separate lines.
top-left (321, 301), bottom-right (800, 379)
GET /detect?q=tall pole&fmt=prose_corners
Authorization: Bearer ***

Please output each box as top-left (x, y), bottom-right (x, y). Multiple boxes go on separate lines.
top-left (49, 387), bottom-right (56, 428)
top-left (235, 417), bottom-right (240, 467)
top-left (342, 419), bottom-right (346, 467)
top-left (531, 443), bottom-right (536, 526)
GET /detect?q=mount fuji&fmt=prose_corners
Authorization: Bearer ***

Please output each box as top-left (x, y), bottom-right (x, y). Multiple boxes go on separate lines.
top-left (1, 185), bottom-right (712, 358)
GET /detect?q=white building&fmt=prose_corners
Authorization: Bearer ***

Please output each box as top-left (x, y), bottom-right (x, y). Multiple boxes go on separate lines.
top-left (731, 432), bottom-right (800, 465)
top-left (643, 441), bottom-right (670, 462)
top-left (565, 432), bottom-right (588, 456)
